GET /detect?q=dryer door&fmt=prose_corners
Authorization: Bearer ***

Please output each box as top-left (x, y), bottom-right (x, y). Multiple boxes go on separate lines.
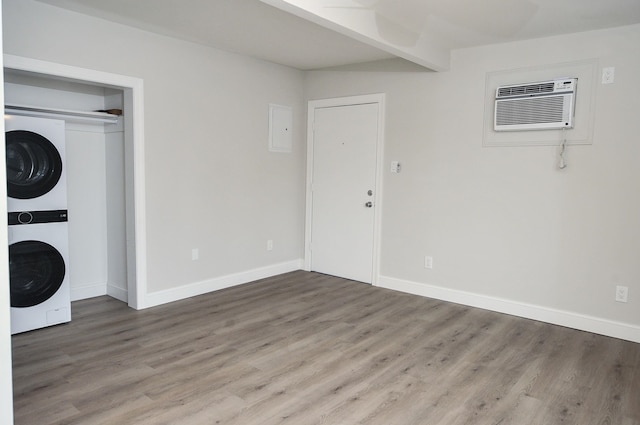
top-left (9, 240), bottom-right (66, 308)
top-left (5, 130), bottom-right (63, 200)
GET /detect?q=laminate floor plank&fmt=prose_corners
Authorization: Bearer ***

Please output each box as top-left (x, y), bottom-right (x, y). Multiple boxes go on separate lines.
top-left (111, 389), bottom-right (246, 425)
top-left (12, 270), bottom-right (640, 424)
top-left (52, 393), bottom-right (156, 425)
top-left (625, 348), bottom-right (640, 421)
top-left (14, 401), bottom-right (80, 425)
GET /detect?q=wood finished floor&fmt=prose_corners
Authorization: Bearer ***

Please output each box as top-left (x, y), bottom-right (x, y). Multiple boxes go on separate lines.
top-left (12, 271), bottom-right (640, 425)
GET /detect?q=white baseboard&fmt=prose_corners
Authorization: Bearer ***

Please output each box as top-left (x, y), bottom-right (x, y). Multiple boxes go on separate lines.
top-left (377, 275), bottom-right (640, 344)
top-left (107, 283), bottom-right (128, 303)
top-left (143, 259), bottom-right (303, 308)
top-left (71, 283), bottom-right (107, 301)
top-left (71, 282), bottom-right (127, 303)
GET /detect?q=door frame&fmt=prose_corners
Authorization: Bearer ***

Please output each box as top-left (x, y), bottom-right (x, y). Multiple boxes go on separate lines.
top-left (3, 54), bottom-right (147, 309)
top-left (305, 93), bottom-right (386, 284)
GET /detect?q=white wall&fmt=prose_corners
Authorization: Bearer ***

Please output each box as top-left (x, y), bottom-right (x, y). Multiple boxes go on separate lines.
top-left (103, 90), bottom-right (127, 298)
top-left (105, 118), bottom-right (128, 301)
top-left (2, 0), bottom-right (306, 298)
top-left (66, 127), bottom-right (109, 297)
top-left (305, 24), bottom-right (640, 338)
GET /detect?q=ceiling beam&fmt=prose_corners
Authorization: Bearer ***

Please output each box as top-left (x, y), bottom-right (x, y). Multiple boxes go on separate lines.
top-left (259, 0), bottom-right (450, 71)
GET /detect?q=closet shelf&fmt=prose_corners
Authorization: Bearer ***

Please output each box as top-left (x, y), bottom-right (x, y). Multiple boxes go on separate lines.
top-left (5, 104), bottom-right (120, 124)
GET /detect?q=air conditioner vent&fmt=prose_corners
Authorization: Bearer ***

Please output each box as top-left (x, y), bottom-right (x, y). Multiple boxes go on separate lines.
top-left (497, 82), bottom-right (555, 98)
top-left (494, 78), bottom-right (577, 131)
top-left (496, 96), bottom-right (565, 126)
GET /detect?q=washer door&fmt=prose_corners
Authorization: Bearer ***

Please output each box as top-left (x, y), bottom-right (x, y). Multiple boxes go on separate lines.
top-left (5, 130), bottom-right (63, 200)
top-left (9, 240), bottom-right (66, 308)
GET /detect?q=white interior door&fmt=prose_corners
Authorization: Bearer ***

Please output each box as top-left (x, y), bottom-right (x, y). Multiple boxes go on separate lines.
top-left (310, 102), bottom-right (379, 283)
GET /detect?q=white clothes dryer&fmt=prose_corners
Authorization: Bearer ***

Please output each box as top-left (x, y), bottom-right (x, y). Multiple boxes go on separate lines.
top-left (5, 115), bottom-right (67, 212)
top-left (8, 212), bottom-right (71, 334)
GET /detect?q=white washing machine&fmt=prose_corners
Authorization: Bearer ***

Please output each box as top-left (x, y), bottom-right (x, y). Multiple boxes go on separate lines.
top-left (8, 214), bottom-right (71, 334)
top-left (5, 115), bottom-right (67, 212)
top-left (5, 114), bottom-right (71, 334)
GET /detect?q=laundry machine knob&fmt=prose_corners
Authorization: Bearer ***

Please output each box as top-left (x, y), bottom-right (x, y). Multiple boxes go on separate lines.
top-left (17, 212), bottom-right (33, 224)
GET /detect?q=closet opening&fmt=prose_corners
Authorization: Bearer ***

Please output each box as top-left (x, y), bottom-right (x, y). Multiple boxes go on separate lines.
top-left (3, 56), bottom-right (146, 310)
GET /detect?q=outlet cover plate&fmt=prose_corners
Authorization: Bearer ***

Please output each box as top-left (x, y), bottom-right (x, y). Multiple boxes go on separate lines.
top-left (615, 285), bottom-right (628, 303)
top-left (602, 67), bottom-right (615, 84)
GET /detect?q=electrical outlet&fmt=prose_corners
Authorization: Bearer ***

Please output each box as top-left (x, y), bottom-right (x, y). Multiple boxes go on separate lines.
top-left (424, 256), bottom-right (433, 269)
top-left (602, 67), bottom-right (615, 84)
top-left (615, 285), bottom-right (628, 303)
top-left (192, 248), bottom-right (199, 261)
top-left (267, 240), bottom-right (273, 251)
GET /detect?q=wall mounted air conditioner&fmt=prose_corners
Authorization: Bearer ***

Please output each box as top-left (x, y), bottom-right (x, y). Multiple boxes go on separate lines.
top-left (494, 78), bottom-right (577, 131)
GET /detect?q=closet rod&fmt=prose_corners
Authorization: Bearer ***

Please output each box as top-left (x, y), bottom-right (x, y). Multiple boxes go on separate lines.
top-left (5, 104), bottom-right (119, 124)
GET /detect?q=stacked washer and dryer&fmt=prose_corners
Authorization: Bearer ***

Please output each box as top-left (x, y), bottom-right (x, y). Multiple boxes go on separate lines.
top-left (6, 115), bottom-right (71, 334)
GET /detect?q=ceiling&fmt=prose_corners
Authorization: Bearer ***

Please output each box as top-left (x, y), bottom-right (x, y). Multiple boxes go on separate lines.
top-left (35, 0), bottom-right (640, 71)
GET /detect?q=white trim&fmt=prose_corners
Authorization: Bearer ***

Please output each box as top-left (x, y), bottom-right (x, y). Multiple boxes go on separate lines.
top-left (3, 54), bottom-right (148, 310)
top-left (128, 78), bottom-right (147, 310)
top-left (107, 284), bottom-right (128, 303)
top-left (71, 283), bottom-right (107, 301)
top-left (377, 275), bottom-right (640, 343)
top-left (0, 7), bottom-right (15, 422)
top-left (71, 282), bottom-right (128, 303)
top-left (144, 260), bottom-right (303, 308)
top-left (4, 54), bottom-right (141, 90)
top-left (305, 93), bottom-right (386, 285)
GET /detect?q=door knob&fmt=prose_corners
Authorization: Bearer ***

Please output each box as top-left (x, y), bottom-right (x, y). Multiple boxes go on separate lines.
top-left (365, 201), bottom-right (373, 208)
